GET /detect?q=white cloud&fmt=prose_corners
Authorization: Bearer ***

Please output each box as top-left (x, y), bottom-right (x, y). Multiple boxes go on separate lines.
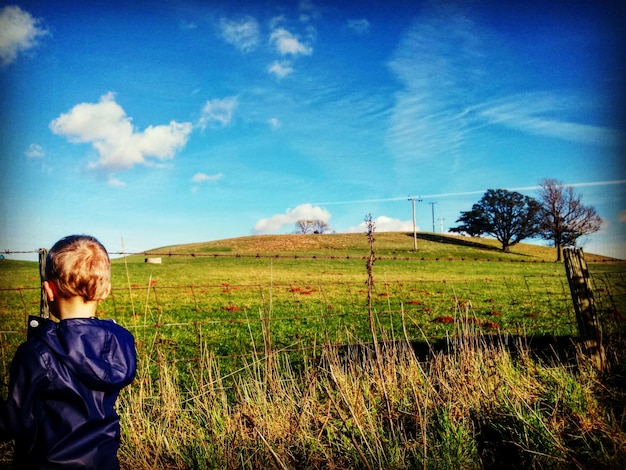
top-left (192, 172), bottom-right (223, 183)
top-left (387, 6), bottom-right (623, 170)
top-left (344, 216), bottom-right (415, 233)
top-left (198, 96), bottom-right (237, 129)
top-left (268, 117), bottom-right (281, 129)
top-left (269, 15), bottom-right (285, 30)
top-left (219, 16), bottom-right (259, 52)
top-left (298, 0), bottom-right (320, 22)
top-left (25, 143), bottom-right (44, 158)
top-left (0, 5), bottom-right (47, 66)
top-left (107, 177), bottom-right (126, 187)
top-left (49, 92), bottom-right (192, 170)
top-left (268, 60), bottom-right (293, 78)
top-left (387, 11), bottom-right (485, 165)
top-left (254, 203), bottom-right (331, 234)
top-left (181, 21), bottom-right (197, 30)
top-left (299, 1), bottom-right (316, 14)
top-left (346, 18), bottom-right (370, 35)
top-left (476, 93), bottom-right (623, 147)
top-left (270, 28), bottom-right (312, 56)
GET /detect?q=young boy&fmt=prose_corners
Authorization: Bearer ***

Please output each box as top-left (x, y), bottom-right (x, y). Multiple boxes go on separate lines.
top-left (0, 235), bottom-right (136, 469)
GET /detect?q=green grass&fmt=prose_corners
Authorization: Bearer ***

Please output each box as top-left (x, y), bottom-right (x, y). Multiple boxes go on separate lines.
top-left (0, 233), bottom-right (623, 366)
top-left (0, 233), bottom-right (625, 468)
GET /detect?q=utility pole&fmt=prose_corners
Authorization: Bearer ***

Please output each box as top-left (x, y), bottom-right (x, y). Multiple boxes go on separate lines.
top-left (408, 196), bottom-right (422, 251)
top-left (438, 218), bottom-right (445, 233)
top-left (429, 202), bottom-right (437, 232)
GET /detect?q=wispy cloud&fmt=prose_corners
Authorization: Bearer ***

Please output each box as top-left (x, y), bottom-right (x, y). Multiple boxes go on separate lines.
top-left (386, 6), bottom-right (623, 170)
top-left (107, 177), bottom-right (126, 187)
top-left (387, 9), bottom-right (486, 165)
top-left (197, 96), bottom-right (237, 129)
top-left (475, 93), bottom-right (623, 147)
top-left (0, 5), bottom-right (48, 66)
top-left (346, 18), bottom-right (370, 35)
top-left (254, 203), bottom-right (330, 234)
top-left (191, 172), bottom-right (223, 192)
top-left (218, 16), bottom-right (259, 53)
top-left (298, 0), bottom-right (320, 22)
top-left (314, 180), bottom-right (626, 206)
top-left (192, 172), bottom-right (223, 183)
top-left (50, 92), bottom-right (192, 170)
top-left (264, 8), bottom-right (316, 77)
top-left (25, 143), bottom-right (44, 158)
top-left (270, 27), bottom-right (312, 56)
top-left (180, 20), bottom-right (197, 31)
top-left (268, 60), bottom-right (293, 78)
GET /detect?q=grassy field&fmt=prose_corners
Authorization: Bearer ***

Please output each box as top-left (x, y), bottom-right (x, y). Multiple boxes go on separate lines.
top-left (0, 233), bottom-right (623, 364)
top-left (1, 233), bottom-right (625, 468)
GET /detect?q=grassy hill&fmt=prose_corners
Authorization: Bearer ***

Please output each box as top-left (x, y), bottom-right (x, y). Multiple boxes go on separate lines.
top-left (142, 232), bottom-right (616, 263)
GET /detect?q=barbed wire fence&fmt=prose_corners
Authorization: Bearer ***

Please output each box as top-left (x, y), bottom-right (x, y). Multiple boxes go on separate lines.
top-left (1, 250), bottom-right (624, 374)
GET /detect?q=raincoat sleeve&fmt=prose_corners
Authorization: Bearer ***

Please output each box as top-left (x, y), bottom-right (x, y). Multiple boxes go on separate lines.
top-left (0, 342), bottom-right (50, 442)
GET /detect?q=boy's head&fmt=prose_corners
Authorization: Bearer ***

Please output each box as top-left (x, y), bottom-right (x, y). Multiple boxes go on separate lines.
top-left (45, 235), bottom-right (111, 302)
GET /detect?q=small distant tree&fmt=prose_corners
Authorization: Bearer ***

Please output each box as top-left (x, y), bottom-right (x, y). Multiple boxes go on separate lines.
top-left (312, 220), bottom-right (330, 234)
top-left (538, 178), bottom-right (602, 261)
top-left (295, 219), bottom-right (330, 234)
top-left (295, 220), bottom-right (314, 234)
top-left (451, 189), bottom-right (543, 252)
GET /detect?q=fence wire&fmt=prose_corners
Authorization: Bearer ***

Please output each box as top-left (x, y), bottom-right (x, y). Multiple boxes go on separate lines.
top-left (0, 250), bottom-right (623, 470)
top-left (1, 254), bottom-right (624, 373)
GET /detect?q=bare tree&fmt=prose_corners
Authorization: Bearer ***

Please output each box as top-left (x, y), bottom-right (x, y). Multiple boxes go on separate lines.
top-left (538, 178), bottom-right (602, 261)
top-left (294, 219), bottom-right (315, 234)
top-left (312, 220), bottom-right (330, 234)
top-left (295, 219), bottom-right (330, 234)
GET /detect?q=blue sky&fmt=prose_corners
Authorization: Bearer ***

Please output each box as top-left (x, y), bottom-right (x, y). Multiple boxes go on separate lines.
top-left (1, 0), bottom-right (625, 259)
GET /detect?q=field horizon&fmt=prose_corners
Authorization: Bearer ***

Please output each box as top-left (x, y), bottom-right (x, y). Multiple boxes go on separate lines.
top-left (139, 232), bottom-right (619, 263)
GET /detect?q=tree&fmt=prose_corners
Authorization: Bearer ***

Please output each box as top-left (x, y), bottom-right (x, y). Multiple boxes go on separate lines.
top-left (312, 220), bottom-right (330, 234)
top-left (294, 220), bottom-right (314, 234)
top-left (449, 208), bottom-right (490, 237)
top-left (537, 178), bottom-right (602, 261)
top-left (451, 189), bottom-right (543, 252)
top-left (294, 219), bottom-right (330, 234)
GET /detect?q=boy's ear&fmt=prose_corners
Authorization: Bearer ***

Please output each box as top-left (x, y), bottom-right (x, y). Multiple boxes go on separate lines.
top-left (43, 281), bottom-right (57, 302)
top-left (101, 285), bottom-right (111, 301)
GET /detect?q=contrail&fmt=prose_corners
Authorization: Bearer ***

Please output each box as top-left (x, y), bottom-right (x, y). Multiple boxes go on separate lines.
top-left (312, 180), bottom-right (626, 206)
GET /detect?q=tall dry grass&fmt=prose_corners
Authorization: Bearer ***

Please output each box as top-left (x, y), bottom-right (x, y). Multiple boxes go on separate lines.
top-left (116, 229), bottom-right (626, 468)
top-left (117, 313), bottom-right (626, 469)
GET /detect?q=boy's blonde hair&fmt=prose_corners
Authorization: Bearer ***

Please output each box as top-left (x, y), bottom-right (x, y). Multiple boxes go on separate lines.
top-left (45, 235), bottom-right (111, 301)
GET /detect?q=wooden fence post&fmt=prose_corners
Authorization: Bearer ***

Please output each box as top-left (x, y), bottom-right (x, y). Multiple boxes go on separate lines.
top-left (39, 248), bottom-right (50, 319)
top-left (563, 248), bottom-right (606, 372)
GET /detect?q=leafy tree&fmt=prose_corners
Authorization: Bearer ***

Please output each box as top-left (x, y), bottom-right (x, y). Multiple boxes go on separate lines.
top-left (449, 208), bottom-right (490, 237)
top-left (451, 189), bottom-right (543, 252)
top-left (537, 178), bottom-right (602, 261)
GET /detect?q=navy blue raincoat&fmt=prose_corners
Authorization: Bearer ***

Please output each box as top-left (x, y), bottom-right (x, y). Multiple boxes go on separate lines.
top-left (0, 317), bottom-right (136, 469)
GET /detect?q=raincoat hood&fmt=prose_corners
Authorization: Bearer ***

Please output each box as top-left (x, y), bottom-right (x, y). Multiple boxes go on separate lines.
top-left (30, 316), bottom-right (136, 392)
